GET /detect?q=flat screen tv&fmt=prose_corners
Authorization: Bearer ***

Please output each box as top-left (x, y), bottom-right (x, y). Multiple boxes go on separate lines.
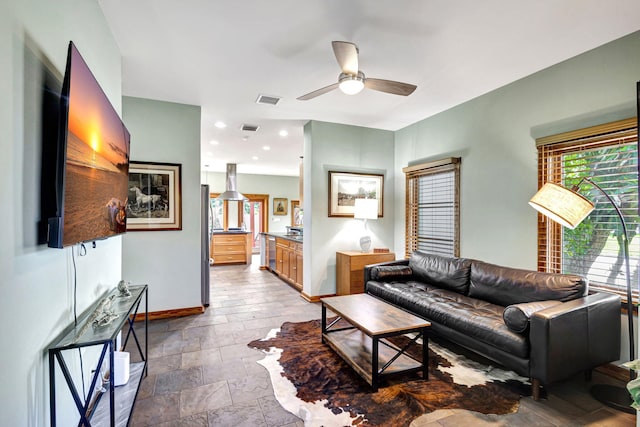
top-left (47, 42), bottom-right (131, 248)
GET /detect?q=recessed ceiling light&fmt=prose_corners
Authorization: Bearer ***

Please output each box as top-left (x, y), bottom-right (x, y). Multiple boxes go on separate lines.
top-left (209, 140), bottom-right (219, 145)
top-left (242, 136), bottom-right (249, 141)
top-left (214, 121), bottom-right (226, 129)
top-left (279, 130), bottom-right (288, 137)
top-left (252, 156), bottom-right (259, 160)
top-left (262, 146), bottom-right (270, 151)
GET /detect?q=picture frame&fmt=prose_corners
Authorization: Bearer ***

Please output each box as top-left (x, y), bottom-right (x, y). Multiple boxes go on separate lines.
top-left (127, 161), bottom-right (182, 231)
top-left (328, 171), bottom-right (383, 217)
top-left (274, 197), bottom-right (288, 216)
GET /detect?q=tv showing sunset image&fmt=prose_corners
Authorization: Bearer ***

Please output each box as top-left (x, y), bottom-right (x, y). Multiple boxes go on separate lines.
top-left (60, 43), bottom-right (130, 247)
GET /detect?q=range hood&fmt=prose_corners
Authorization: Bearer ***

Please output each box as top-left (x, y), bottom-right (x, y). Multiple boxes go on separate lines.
top-left (217, 163), bottom-right (248, 201)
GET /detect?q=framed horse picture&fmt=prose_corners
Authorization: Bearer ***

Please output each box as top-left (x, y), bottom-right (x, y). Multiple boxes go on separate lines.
top-left (127, 161), bottom-right (182, 231)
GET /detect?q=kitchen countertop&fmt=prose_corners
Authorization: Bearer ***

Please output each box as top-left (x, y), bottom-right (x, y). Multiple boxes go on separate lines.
top-left (212, 230), bottom-right (251, 234)
top-left (261, 231), bottom-right (303, 243)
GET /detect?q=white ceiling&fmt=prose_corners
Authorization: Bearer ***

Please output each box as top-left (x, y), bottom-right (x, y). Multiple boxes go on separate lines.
top-left (98, 0), bottom-right (640, 177)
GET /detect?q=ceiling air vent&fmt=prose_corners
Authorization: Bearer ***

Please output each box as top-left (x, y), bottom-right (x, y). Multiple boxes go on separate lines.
top-left (241, 124), bottom-right (260, 132)
top-left (255, 94), bottom-right (281, 106)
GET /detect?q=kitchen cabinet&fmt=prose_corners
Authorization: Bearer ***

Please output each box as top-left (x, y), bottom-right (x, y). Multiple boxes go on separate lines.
top-left (211, 232), bottom-right (252, 265)
top-left (275, 237), bottom-right (303, 291)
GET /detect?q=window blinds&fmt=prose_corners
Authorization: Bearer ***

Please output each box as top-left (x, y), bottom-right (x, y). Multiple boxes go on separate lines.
top-left (536, 118), bottom-right (639, 298)
top-left (404, 158), bottom-right (460, 258)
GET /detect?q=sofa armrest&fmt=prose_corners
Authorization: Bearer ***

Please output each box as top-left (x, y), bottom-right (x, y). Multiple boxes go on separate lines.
top-left (364, 259), bottom-right (410, 285)
top-left (529, 292), bottom-right (621, 385)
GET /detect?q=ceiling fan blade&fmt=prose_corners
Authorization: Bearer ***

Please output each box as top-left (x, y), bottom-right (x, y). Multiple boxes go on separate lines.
top-left (332, 41), bottom-right (359, 75)
top-left (365, 78), bottom-right (417, 96)
top-left (297, 82), bottom-right (340, 101)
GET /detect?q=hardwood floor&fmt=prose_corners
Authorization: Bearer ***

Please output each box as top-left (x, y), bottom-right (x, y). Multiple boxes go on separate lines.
top-left (129, 257), bottom-right (636, 426)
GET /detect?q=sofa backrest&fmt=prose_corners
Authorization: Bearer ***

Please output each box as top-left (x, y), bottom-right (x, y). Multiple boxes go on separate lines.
top-left (468, 261), bottom-right (588, 307)
top-left (408, 251), bottom-right (472, 295)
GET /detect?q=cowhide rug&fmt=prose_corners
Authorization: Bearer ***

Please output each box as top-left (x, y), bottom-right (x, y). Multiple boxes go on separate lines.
top-left (248, 318), bottom-right (533, 427)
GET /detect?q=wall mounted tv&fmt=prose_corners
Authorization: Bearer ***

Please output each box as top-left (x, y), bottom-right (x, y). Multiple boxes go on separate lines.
top-left (47, 41), bottom-right (131, 248)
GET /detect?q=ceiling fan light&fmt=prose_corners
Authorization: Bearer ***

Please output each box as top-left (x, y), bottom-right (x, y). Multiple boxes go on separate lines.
top-left (339, 73), bottom-right (365, 95)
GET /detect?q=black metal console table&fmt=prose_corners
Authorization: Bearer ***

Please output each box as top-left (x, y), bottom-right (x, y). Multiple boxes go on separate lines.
top-left (48, 285), bottom-right (148, 427)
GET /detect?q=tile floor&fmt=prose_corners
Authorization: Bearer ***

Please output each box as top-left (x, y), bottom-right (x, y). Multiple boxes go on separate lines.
top-left (129, 257), bottom-right (636, 426)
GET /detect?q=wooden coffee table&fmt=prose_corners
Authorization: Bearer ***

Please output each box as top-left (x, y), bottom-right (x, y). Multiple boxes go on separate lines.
top-left (321, 294), bottom-right (431, 390)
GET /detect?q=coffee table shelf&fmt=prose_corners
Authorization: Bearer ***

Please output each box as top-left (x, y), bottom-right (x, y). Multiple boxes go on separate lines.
top-left (321, 294), bottom-right (430, 390)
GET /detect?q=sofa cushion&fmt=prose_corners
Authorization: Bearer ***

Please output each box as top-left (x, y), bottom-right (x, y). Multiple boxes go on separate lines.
top-left (408, 251), bottom-right (472, 295)
top-left (366, 280), bottom-right (529, 358)
top-left (503, 300), bottom-right (563, 334)
top-left (469, 261), bottom-right (587, 307)
top-left (370, 265), bottom-right (413, 282)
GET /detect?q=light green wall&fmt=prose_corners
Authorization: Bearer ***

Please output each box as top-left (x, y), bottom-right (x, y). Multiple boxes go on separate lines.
top-left (393, 31), bottom-right (640, 363)
top-left (202, 171), bottom-right (300, 232)
top-left (1, 1), bottom-right (124, 426)
top-left (123, 97), bottom-right (202, 312)
top-left (394, 30), bottom-right (640, 269)
top-left (304, 121), bottom-right (395, 296)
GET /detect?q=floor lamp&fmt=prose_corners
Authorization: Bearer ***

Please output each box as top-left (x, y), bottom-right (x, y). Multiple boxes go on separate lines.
top-left (529, 177), bottom-right (635, 414)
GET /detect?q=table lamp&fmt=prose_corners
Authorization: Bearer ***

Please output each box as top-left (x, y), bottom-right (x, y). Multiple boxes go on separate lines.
top-left (354, 198), bottom-right (378, 252)
top-left (529, 178), bottom-right (635, 414)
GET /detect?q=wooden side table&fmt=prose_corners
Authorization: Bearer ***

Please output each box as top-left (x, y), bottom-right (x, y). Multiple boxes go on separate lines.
top-left (336, 251), bottom-right (396, 295)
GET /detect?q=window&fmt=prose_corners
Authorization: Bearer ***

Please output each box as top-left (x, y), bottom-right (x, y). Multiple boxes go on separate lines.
top-left (535, 118), bottom-right (639, 301)
top-left (403, 158), bottom-right (460, 258)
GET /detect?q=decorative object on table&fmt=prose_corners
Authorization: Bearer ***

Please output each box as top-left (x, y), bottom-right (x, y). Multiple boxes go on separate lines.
top-left (92, 294), bottom-right (119, 327)
top-left (373, 248), bottom-right (390, 253)
top-left (353, 198), bottom-right (378, 252)
top-left (127, 161), bottom-right (182, 231)
top-left (328, 171), bottom-right (383, 217)
top-left (529, 177), bottom-right (636, 414)
top-left (274, 198), bottom-right (288, 215)
top-left (117, 280), bottom-right (132, 297)
top-left (248, 319), bottom-right (530, 427)
top-left (71, 294), bottom-right (118, 343)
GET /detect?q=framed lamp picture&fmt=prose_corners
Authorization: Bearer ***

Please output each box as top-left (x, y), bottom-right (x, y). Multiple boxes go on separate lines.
top-left (328, 171), bottom-right (383, 217)
top-left (127, 161), bottom-right (182, 231)
top-left (274, 198), bottom-right (288, 215)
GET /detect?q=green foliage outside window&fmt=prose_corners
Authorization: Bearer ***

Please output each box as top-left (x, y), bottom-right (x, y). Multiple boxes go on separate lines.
top-left (560, 144), bottom-right (639, 289)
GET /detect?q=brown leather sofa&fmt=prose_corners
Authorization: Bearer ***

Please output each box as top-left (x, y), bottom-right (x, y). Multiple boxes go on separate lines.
top-left (364, 251), bottom-right (621, 399)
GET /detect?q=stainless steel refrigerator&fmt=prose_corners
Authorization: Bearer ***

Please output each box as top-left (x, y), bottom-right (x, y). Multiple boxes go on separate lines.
top-left (200, 184), bottom-right (211, 306)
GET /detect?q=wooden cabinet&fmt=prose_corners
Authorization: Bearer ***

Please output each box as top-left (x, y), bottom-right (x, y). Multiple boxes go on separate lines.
top-left (275, 237), bottom-right (303, 290)
top-left (282, 244), bottom-right (290, 277)
top-left (275, 238), bottom-right (287, 275)
top-left (212, 232), bottom-right (252, 265)
top-left (290, 242), bottom-right (303, 287)
top-left (336, 251), bottom-right (396, 295)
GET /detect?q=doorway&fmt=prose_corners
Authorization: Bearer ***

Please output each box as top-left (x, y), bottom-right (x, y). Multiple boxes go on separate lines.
top-left (241, 194), bottom-right (269, 253)
top-left (209, 193), bottom-right (269, 253)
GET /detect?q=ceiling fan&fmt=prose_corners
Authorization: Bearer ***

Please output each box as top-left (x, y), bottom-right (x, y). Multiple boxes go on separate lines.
top-left (297, 41), bottom-right (417, 101)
